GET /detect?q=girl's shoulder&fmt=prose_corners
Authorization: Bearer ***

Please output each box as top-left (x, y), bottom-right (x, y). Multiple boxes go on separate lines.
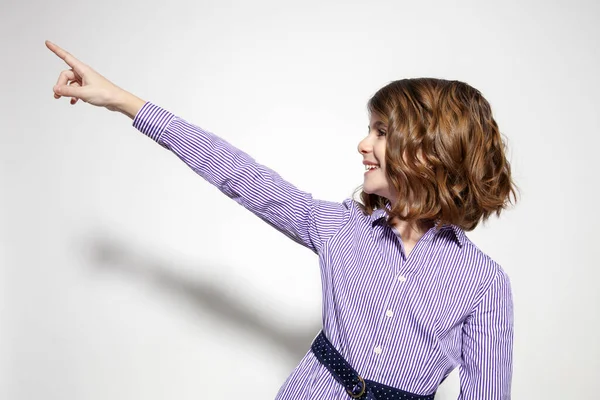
top-left (450, 234), bottom-right (511, 294)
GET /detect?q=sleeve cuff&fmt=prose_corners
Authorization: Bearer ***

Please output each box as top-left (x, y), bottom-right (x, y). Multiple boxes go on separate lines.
top-left (132, 101), bottom-right (175, 144)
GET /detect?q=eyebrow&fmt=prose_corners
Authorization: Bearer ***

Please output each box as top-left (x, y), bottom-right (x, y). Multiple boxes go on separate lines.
top-left (368, 121), bottom-right (386, 130)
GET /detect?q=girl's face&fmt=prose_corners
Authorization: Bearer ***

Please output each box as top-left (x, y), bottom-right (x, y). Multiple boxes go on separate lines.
top-left (357, 113), bottom-right (394, 202)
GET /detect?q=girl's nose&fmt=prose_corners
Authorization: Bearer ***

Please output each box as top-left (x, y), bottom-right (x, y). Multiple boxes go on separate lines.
top-left (357, 137), bottom-right (372, 155)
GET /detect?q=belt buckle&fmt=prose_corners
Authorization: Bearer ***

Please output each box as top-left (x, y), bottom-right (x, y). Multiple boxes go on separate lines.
top-left (346, 376), bottom-right (366, 398)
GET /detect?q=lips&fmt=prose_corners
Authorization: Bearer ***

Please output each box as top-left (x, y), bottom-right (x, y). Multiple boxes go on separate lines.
top-left (363, 160), bottom-right (380, 175)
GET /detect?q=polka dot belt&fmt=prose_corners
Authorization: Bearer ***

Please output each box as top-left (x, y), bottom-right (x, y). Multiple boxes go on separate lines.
top-left (310, 331), bottom-right (436, 400)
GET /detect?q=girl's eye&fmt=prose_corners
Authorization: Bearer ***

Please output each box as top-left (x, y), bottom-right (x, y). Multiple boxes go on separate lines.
top-left (377, 130), bottom-right (387, 137)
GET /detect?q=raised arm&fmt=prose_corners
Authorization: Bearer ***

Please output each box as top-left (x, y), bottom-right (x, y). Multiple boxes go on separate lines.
top-left (46, 41), bottom-right (352, 253)
top-left (132, 101), bottom-right (351, 252)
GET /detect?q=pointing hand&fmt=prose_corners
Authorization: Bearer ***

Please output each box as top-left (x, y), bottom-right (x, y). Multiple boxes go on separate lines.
top-left (46, 40), bottom-right (128, 112)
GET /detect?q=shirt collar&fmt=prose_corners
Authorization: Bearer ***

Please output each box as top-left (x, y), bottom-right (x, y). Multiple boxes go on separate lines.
top-left (369, 207), bottom-right (465, 248)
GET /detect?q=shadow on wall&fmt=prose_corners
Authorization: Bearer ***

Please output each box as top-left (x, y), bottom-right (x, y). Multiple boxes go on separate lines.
top-left (79, 230), bottom-right (320, 366)
top-left (76, 230), bottom-right (460, 400)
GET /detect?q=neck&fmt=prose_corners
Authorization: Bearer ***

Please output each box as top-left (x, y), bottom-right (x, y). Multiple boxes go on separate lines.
top-left (388, 216), bottom-right (434, 245)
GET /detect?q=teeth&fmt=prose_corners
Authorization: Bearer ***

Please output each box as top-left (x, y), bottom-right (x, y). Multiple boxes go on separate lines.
top-left (365, 165), bottom-right (379, 170)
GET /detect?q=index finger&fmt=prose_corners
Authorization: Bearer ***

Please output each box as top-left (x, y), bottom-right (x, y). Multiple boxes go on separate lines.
top-left (45, 40), bottom-right (87, 75)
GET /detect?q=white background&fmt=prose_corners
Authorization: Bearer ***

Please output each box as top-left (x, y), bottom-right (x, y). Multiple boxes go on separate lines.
top-left (1, 0), bottom-right (599, 398)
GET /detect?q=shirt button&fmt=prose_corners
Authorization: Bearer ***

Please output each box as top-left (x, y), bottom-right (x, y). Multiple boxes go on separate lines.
top-left (398, 275), bottom-right (407, 282)
top-left (374, 346), bottom-right (382, 355)
top-left (385, 309), bottom-right (394, 318)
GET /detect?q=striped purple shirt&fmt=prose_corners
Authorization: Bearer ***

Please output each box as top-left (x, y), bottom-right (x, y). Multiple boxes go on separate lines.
top-left (132, 102), bottom-right (513, 400)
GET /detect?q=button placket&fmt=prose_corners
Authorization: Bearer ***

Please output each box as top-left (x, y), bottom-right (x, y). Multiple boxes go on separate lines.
top-left (368, 274), bottom-right (399, 370)
top-left (373, 273), bottom-right (407, 364)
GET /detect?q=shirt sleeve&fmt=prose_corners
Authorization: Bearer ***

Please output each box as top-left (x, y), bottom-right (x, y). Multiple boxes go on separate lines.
top-left (457, 268), bottom-right (514, 400)
top-left (132, 101), bottom-right (351, 254)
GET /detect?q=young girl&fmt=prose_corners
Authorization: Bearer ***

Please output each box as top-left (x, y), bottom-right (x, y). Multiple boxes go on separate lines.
top-left (46, 40), bottom-right (517, 400)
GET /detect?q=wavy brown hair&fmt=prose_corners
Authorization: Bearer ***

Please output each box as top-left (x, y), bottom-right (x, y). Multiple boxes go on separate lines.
top-left (354, 78), bottom-right (519, 232)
